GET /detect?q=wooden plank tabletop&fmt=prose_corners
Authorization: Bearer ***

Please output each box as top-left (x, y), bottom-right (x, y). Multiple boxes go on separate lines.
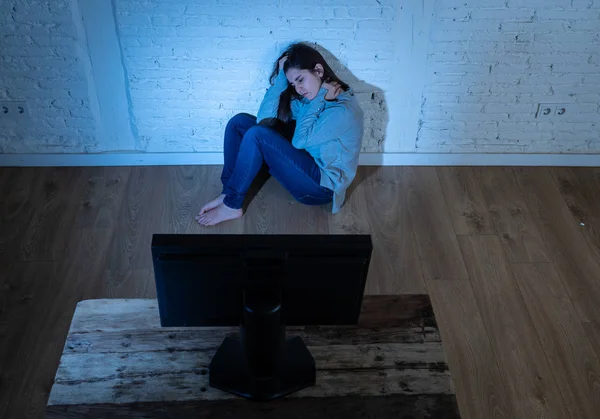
top-left (45, 295), bottom-right (460, 418)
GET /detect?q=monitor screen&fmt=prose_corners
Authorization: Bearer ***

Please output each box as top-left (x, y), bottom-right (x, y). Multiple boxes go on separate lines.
top-left (151, 234), bottom-right (373, 327)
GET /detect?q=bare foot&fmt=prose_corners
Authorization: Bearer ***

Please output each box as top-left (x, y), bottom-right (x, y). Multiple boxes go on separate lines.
top-left (196, 194), bottom-right (226, 219)
top-left (197, 203), bottom-right (243, 226)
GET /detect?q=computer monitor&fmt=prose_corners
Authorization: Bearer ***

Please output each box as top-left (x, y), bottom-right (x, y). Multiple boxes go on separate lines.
top-left (151, 234), bottom-right (373, 401)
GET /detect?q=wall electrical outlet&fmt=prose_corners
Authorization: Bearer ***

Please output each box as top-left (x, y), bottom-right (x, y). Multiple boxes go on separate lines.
top-left (536, 103), bottom-right (568, 119)
top-left (0, 101), bottom-right (29, 124)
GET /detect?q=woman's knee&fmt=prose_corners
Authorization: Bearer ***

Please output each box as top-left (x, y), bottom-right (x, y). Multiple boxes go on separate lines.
top-left (245, 124), bottom-right (269, 136)
top-left (244, 125), bottom-right (282, 146)
top-left (226, 113), bottom-right (256, 130)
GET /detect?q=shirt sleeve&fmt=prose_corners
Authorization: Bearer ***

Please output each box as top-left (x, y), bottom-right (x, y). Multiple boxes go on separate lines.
top-left (291, 88), bottom-right (355, 149)
top-left (256, 69), bottom-right (289, 123)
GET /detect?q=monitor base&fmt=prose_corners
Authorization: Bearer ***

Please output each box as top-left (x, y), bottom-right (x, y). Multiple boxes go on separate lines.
top-left (209, 335), bottom-right (316, 401)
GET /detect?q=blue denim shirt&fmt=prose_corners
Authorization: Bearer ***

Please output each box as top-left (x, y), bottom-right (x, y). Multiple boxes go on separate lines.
top-left (256, 70), bottom-right (364, 213)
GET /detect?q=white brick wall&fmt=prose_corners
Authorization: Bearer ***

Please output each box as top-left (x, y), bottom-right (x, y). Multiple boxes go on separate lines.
top-left (1, 0), bottom-right (598, 155)
top-left (115, 0), bottom-right (397, 152)
top-left (421, 0), bottom-right (600, 153)
top-left (0, 0), bottom-right (98, 153)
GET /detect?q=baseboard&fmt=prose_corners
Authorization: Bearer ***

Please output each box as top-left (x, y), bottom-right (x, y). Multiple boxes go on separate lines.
top-left (0, 152), bottom-right (598, 167)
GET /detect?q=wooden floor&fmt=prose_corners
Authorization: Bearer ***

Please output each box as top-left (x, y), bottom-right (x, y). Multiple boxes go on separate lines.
top-left (1, 165), bottom-right (600, 418)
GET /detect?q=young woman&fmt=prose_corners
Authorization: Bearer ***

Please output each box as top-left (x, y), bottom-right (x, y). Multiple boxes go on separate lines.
top-left (196, 42), bottom-right (364, 226)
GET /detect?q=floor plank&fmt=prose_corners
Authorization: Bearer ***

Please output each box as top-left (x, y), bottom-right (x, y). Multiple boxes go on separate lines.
top-left (459, 235), bottom-right (570, 419)
top-left (515, 168), bottom-right (600, 322)
top-left (328, 168), bottom-right (375, 292)
top-left (104, 167), bottom-right (169, 295)
top-left (74, 167), bottom-right (131, 229)
top-left (476, 167), bottom-right (549, 263)
top-left (244, 176), bottom-right (329, 235)
top-left (583, 321), bottom-right (600, 363)
top-left (513, 263), bottom-right (600, 419)
top-left (0, 168), bottom-right (40, 261)
top-left (404, 167), bottom-right (469, 281)
top-left (551, 167), bottom-right (600, 260)
top-left (0, 261), bottom-right (59, 419)
top-left (436, 167), bottom-right (494, 235)
top-left (427, 280), bottom-right (514, 419)
top-left (19, 167), bottom-right (85, 262)
top-left (363, 166), bottom-right (425, 294)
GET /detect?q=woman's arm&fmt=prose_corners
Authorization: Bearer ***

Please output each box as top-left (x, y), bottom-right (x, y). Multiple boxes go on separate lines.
top-left (256, 69), bottom-right (289, 123)
top-left (291, 89), bottom-right (356, 149)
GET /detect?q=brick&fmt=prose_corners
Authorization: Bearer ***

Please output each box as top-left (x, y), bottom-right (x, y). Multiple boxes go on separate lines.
top-left (566, 20), bottom-right (600, 31)
top-left (430, 52), bottom-right (468, 64)
top-left (425, 84), bottom-right (470, 94)
top-left (1, 34), bottom-right (34, 47)
top-left (160, 57), bottom-right (220, 70)
top-left (176, 26), bottom-right (271, 38)
top-left (10, 87), bottom-right (74, 100)
top-left (473, 31), bottom-right (533, 43)
top-left (289, 19), bottom-right (328, 28)
top-left (116, 14), bottom-right (152, 28)
top-left (281, 0), bottom-right (346, 7)
top-left (184, 4), bottom-right (241, 16)
top-left (574, 94), bottom-right (600, 103)
top-left (536, 9), bottom-right (600, 20)
top-left (436, 8), bottom-right (472, 20)
top-left (151, 17), bottom-right (184, 27)
top-left (0, 46), bottom-right (55, 57)
top-left (458, 93), bottom-right (521, 103)
top-left (69, 107), bottom-right (93, 118)
top-left (184, 16), bottom-right (223, 27)
top-left (500, 22), bottom-right (562, 32)
top-left (551, 63), bottom-right (599, 73)
top-left (526, 53), bottom-right (591, 65)
top-left (441, 0), bottom-right (505, 7)
top-left (430, 30), bottom-right (472, 42)
top-left (429, 41), bottom-right (471, 53)
top-left (122, 46), bottom-right (169, 57)
top-left (434, 19), bottom-right (501, 32)
top-left (333, 7), bottom-right (349, 18)
top-left (131, 89), bottom-right (187, 100)
top-left (354, 29), bottom-right (395, 42)
top-left (484, 103), bottom-right (537, 114)
top-left (327, 19), bottom-right (356, 29)
top-left (552, 84), bottom-right (600, 94)
top-left (535, 33), bottom-right (597, 43)
top-left (135, 99), bottom-right (193, 110)
top-left (468, 53), bottom-right (530, 65)
top-left (471, 8), bottom-right (535, 20)
top-left (348, 7), bottom-right (396, 18)
top-left (158, 79), bottom-right (191, 90)
top-left (433, 63), bottom-right (491, 74)
top-left (520, 74), bottom-right (584, 85)
top-left (356, 19), bottom-right (393, 31)
top-left (37, 79), bottom-right (88, 92)
top-left (64, 117), bottom-right (95, 129)
top-left (31, 35), bottom-right (76, 48)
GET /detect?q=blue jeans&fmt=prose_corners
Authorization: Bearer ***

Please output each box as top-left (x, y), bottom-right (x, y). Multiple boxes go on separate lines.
top-left (221, 113), bottom-right (333, 210)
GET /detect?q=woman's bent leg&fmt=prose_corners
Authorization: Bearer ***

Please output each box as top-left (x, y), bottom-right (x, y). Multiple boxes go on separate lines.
top-left (197, 113), bottom-right (257, 217)
top-left (224, 126), bottom-right (332, 208)
top-left (199, 125), bottom-right (332, 226)
top-left (221, 113), bottom-right (257, 188)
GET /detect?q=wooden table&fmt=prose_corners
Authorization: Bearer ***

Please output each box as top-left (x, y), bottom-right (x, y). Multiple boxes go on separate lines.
top-left (45, 296), bottom-right (460, 418)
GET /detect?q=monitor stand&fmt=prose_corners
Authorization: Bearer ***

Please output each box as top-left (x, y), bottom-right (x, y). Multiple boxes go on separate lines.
top-left (209, 281), bottom-right (316, 401)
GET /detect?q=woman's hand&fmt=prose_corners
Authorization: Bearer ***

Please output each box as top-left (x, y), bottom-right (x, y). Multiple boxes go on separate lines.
top-left (322, 81), bottom-right (343, 100)
top-left (278, 55), bottom-right (288, 71)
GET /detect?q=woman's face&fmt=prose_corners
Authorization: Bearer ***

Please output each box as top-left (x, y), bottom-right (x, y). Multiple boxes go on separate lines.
top-left (286, 64), bottom-right (324, 101)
